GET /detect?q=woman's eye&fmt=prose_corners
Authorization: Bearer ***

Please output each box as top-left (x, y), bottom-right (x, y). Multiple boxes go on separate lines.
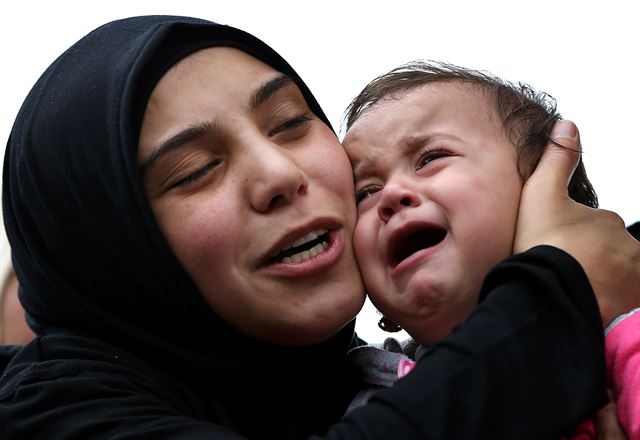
top-left (416, 149), bottom-right (451, 170)
top-left (170, 160), bottom-right (221, 190)
top-left (269, 114), bottom-right (312, 137)
top-left (355, 185), bottom-right (381, 205)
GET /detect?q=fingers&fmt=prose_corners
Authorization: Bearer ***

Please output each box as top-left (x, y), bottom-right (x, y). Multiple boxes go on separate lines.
top-left (514, 120), bottom-right (583, 253)
top-left (525, 120), bottom-right (581, 198)
top-left (594, 390), bottom-right (627, 439)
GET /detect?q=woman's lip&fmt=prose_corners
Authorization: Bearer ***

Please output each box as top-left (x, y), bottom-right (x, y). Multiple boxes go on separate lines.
top-left (389, 233), bottom-right (447, 279)
top-left (261, 218), bottom-right (341, 264)
top-left (260, 229), bottom-right (343, 278)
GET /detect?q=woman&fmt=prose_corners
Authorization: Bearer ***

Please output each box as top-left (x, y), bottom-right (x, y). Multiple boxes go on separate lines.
top-left (1, 15), bottom-right (638, 439)
top-left (1, 233), bottom-right (35, 345)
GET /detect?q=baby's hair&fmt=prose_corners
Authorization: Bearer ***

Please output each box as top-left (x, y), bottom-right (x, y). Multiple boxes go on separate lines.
top-left (344, 61), bottom-right (597, 208)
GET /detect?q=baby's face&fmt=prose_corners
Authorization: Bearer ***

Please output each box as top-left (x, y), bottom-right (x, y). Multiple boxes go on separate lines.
top-left (343, 82), bottom-right (524, 344)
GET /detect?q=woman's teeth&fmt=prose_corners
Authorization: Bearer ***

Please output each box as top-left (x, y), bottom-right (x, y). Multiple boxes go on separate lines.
top-left (281, 240), bottom-right (328, 264)
top-left (274, 229), bottom-right (330, 264)
top-left (286, 230), bottom-right (327, 250)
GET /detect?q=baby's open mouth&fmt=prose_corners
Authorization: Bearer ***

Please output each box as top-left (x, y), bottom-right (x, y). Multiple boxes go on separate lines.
top-left (389, 227), bottom-right (447, 268)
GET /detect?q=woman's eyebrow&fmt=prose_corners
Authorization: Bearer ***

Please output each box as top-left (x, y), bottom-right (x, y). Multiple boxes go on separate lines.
top-left (139, 75), bottom-right (294, 177)
top-left (249, 74), bottom-right (295, 110)
top-left (139, 121), bottom-right (215, 177)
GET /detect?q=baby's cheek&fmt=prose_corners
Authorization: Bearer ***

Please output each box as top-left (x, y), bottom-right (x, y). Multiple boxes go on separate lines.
top-left (353, 221), bottom-right (370, 264)
top-left (353, 219), bottom-right (380, 283)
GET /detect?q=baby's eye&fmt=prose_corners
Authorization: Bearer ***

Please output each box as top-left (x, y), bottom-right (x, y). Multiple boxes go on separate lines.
top-left (269, 114), bottom-right (312, 137)
top-left (355, 184), bottom-right (382, 205)
top-left (416, 149), bottom-right (451, 170)
top-left (170, 160), bottom-right (221, 190)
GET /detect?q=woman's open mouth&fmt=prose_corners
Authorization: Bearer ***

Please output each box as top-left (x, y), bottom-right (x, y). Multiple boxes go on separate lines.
top-left (268, 229), bottom-right (330, 264)
top-left (260, 223), bottom-right (345, 278)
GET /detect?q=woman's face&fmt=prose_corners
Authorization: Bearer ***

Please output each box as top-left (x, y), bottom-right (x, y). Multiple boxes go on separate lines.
top-left (138, 47), bottom-right (364, 345)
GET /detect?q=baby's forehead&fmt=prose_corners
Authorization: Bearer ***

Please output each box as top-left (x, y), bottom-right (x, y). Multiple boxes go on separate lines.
top-left (342, 80), bottom-right (514, 181)
top-left (343, 81), bottom-right (501, 147)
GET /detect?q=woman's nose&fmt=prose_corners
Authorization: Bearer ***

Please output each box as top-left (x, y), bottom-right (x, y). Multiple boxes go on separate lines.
top-left (247, 143), bottom-right (308, 213)
top-left (377, 182), bottom-right (421, 223)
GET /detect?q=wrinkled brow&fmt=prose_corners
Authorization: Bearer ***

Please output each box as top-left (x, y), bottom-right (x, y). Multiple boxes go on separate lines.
top-left (351, 155), bottom-right (377, 183)
top-left (139, 121), bottom-right (215, 177)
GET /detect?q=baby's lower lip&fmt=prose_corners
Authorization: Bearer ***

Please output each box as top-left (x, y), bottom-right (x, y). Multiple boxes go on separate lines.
top-left (261, 230), bottom-right (343, 278)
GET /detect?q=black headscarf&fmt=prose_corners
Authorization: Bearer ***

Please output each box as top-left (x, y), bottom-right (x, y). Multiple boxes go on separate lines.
top-left (3, 15), bottom-right (358, 436)
top-left (628, 222), bottom-right (640, 241)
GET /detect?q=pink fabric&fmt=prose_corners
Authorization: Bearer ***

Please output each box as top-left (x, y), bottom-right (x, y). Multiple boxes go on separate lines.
top-left (570, 419), bottom-right (595, 439)
top-left (606, 309), bottom-right (640, 438)
top-left (397, 359), bottom-right (416, 378)
top-left (570, 309), bottom-right (640, 439)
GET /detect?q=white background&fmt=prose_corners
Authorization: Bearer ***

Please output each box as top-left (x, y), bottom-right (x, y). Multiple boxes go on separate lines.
top-left (1, 1), bottom-right (638, 343)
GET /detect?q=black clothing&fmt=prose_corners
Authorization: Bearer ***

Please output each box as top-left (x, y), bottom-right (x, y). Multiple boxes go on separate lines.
top-left (0, 247), bottom-right (606, 439)
top-left (1, 15), bottom-right (606, 439)
top-left (628, 221), bottom-right (640, 241)
top-left (0, 346), bottom-right (19, 375)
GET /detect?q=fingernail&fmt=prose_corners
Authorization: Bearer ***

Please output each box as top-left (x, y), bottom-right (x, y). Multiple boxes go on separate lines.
top-left (552, 120), bottom-right (577, 139)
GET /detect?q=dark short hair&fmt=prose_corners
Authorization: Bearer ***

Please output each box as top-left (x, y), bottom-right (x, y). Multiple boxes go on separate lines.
top-left (344, 61), bottom-right (597, 208)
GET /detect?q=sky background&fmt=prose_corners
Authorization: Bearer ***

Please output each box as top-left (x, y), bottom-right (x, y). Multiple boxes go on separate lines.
top-left (1, 1), bottom-right (638, 343)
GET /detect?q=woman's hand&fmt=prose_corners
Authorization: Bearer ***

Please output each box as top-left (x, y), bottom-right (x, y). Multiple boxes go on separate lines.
top-left (594, 392), bottom-right (627, 440)
top-left (514, 120), bottom-right (640, 326)
top-left (565, 391), bottom-right (627, 440)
